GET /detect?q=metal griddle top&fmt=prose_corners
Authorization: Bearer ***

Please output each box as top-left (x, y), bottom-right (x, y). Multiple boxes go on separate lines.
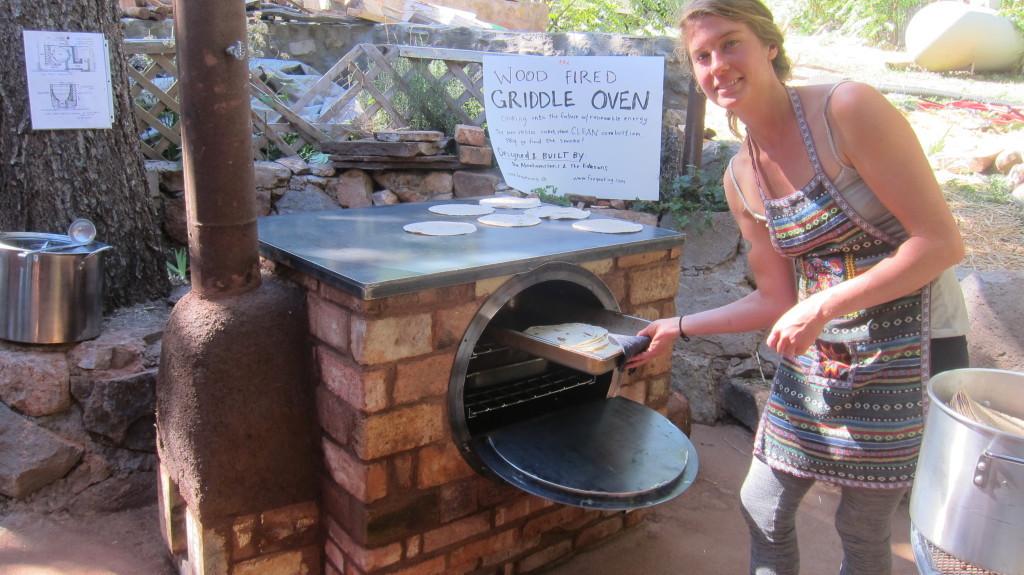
top-left (258, 199), bottom-right (684, 299)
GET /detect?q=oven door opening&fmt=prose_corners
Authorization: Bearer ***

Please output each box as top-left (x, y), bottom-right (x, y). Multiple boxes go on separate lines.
top-left (449, 262), bottom-right (698, 510)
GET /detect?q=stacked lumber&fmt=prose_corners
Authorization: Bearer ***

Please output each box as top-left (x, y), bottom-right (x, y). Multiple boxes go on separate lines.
top-left (323, 127), bottom-right (492, 170)
top-left (346, 0), bottom-right (500, 28)
top-left (117, 0), bottom-right (173, 21)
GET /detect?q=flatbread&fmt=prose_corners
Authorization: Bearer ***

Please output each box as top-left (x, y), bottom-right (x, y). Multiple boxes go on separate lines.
top-left (403, 221), bottom-right (477, 236)
top-left (477, 213), bottom-right (542, 227)
top-left (525, 206), bottom-right (591, 220)
top-left (524, 322), bottom-right (622, 357)
top-left (428, 203), bottom-right (495, 216)
top-left (479, 196), bottom-right (542, 209)
top-left (572, 219), bottom-right (644, 234)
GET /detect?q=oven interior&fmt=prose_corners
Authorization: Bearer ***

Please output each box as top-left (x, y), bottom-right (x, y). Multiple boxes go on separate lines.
top-left (448, 265), bottom-right (698, 510)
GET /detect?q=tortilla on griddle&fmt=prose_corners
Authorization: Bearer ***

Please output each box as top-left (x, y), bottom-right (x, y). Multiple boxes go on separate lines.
top-left (428, 204), bottom-right (495, 216)
top-left (403, 221), bottom-right (477, 236)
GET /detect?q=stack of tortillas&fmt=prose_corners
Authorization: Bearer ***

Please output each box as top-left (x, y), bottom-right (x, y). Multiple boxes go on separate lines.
top-left (523, 322), bottom-right (621, 356)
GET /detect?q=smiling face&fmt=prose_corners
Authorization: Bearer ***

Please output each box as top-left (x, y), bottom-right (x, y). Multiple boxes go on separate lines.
top-left (683, 14), bottom-right (779, 112)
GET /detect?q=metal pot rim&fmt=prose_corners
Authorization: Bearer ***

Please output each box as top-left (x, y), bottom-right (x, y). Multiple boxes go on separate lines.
top-left (927, 367), bottom-right (1024, 441)
top-left (0, 231), bottom-right (107, 255)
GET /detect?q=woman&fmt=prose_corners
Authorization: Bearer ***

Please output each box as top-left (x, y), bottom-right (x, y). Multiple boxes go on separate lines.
top-left (625, 1), bottom-right (971, 573)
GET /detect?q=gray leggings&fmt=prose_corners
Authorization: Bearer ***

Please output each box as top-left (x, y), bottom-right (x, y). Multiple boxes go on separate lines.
top-left (739, 457), bottom-right (907, 575)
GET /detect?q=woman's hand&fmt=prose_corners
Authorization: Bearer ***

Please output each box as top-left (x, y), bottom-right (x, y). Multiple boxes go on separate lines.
top-left (765, 294), bottom-right (829, 357)
top-left (624, 317), bottom-right (680, 369)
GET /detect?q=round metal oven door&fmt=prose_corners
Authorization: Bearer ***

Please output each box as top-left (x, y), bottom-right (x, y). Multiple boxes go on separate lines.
top-left (448, 262), bottom-right (698, 510)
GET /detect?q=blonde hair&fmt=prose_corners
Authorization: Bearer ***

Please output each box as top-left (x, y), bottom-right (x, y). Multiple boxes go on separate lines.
top-left (678, 0), bottom-right (792, 137)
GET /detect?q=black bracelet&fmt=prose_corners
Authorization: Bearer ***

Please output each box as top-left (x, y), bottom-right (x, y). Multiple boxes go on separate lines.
top-left (678, 316), bottom-right (690, 342)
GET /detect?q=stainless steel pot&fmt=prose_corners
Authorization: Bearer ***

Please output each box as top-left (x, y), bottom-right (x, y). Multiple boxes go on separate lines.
top-left (910, 368), bottom-right (1024, 575)
top-left (0, 232), bottom-right (111, 344)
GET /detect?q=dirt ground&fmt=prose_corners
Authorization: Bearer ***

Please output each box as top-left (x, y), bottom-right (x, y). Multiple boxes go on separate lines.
top-left (0, 423), bottom-right (920, 575)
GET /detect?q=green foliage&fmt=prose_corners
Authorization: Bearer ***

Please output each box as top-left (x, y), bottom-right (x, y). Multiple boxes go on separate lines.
top-left (942, 175), bottom-right (1018, 206)
top-left (547, 0), bottom-right (684, 36)
top-left (635, 164), bottom-right (728, 230)
top-left (532, 185), bottom-right (572, 206)
top-left (767, 0), bottom-right (926, 48)
top-left (769, 0), bottom-right (1024, 49)
top-left (166, 248), bottom-right (189, 282)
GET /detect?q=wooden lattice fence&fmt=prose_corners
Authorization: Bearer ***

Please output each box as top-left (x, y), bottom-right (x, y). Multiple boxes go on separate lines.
top-left (125, 40), bottom-right (487, 162)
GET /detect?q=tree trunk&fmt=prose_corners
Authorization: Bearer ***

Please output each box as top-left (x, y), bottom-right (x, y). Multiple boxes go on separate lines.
top-left (0, 1), bottom-right (169, 310)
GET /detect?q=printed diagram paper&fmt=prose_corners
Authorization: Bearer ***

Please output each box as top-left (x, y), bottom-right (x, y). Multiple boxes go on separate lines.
top-left (483, 55), bottom-right (664, 201)
top-left (22, 30), bottom-right (114, 130)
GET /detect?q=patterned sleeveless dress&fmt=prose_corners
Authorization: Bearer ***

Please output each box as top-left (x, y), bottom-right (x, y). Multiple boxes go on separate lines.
top-left (750, 86), bottom-right (930, 490)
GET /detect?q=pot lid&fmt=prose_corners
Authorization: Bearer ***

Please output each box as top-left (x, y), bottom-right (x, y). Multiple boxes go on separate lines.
top-left (474, 396), bottom-right (698, 510)
top-left (0, 232), bottom-right (106, 255)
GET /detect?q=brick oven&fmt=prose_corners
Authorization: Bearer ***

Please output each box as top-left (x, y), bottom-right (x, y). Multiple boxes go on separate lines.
top-left (256, 199), bottom-right (695, 574)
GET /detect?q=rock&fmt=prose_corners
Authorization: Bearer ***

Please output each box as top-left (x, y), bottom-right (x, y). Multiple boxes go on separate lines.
top-left (253, 161), bottom-right (292, 189)
top-left (454, 124), bottom-right (486, 146)
top-left (274, 155), bottom-right (311, 175)
top-left (273, 184), bottom-right (340, 214)
top-left (457, 144), bottom-right (493, 165)
top-left (1008, 163), bottom-right (1024, 190)
top-left (373, 171), bottom-right (453, 203)
top-left (452, 169), bottom-right (500, 198)
top-left (720, 379), bottom-right (769, 432)
top-left (71, 370), bottom-right (157, 445)
top-left (0, 351), bottom-right (71, 417)
top-left (0, 403), bottom-right (83, 499)
top-left (328, 169), bottom-right (373, 208)
top-left (994, 147), bottom-right (1021, 174)
top-left (372, 189), bottom-right (400, 206)
top-left (309, 161), bottom-right (336, 178)
top-left (679, 212), bottom-right (742, 271)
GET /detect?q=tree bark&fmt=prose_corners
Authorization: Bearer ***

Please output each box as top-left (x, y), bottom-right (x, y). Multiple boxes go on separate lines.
top-left (0, 1), bottom-right (169, 310)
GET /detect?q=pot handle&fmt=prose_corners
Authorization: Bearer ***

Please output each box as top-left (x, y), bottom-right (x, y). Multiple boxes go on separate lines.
top-left (973, 449), bottom-right (1024, 487)
top-left (79, 245), bottom-right (113, 269)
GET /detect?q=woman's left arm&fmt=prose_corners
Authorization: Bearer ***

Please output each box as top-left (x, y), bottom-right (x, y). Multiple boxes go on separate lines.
top-left (766, 82), bottom-right (965, 357)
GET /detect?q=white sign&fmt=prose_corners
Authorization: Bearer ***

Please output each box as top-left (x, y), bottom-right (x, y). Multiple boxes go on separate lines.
top-left (483, 55), bottom-right (664, 201)
top-left (22, 30), bottom-right (114, 130)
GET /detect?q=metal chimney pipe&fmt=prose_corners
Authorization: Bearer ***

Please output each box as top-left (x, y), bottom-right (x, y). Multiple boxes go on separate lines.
top-left (173, 0), bottom-right (260, 297)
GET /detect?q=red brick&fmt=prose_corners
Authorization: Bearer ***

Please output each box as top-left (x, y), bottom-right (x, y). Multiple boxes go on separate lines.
top-left (617, 250), bottom-right (668, 268)
top-left (328, 515), bottom-right (403, 572)
top-left (308, 295), bottom-right (350, 353)
top-left (417, 441), bottom-right (475, 488)
top-left (351, 313), bottom-right (434, 365)
top-left (405, 535), bottom-right (422, 559)
top-left (325, 534), bottom-right (346, 574)
top-left (317, 385), bottom-right (356, 446)
top-left (357, 402), bottom-right (446, 459)
top-left (389, 555), bottom-right (448, 575)
top-left (322, 438), bottom-right (388, 503)
top-left (433, 301), bottom-right (480, 350)
top-left (422, 513), bottom-right (491, 553)
top-left (624, 507), bottom-right (650, 528)
top-left (439, 480), bottom-right (478, 523)
top-left (629, 264), bottom-right (681, 305)
top-left (318, 347), bottom-right (391, 413)
top-left (231, 514), bottom-right (259, 561)
top-left (394, 353), bottom-right (454, 405)
top-left (449, 528), bottom-right (520, 568)
top-left (522, 507), bottom-right (588, 540)
top-left (392, 451), bottom-right (414, 490)
top-left (494, 494), bottom-right (552, 527)
top-left (232, 550), bottom-right (309, 575)
top-left (518, 540), bottom-right (572, 573)
top-left (260, 501), bottom-right (319, 549)
top-left (575, 516), bottom-right (623, 549)
top-left (579, 258), bottom-right (613, 275)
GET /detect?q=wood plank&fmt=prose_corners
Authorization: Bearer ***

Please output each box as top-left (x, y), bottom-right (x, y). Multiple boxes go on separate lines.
top-left (329, 155), bottom-right (466, 170)
top-left (396, 45), bottom-right (485, 63)
top-left (322, 139), bottom-right (447, 157)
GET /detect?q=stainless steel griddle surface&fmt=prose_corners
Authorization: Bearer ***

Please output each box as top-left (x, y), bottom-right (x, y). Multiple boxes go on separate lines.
top-left (258, 199), bottom-right (685, 299)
